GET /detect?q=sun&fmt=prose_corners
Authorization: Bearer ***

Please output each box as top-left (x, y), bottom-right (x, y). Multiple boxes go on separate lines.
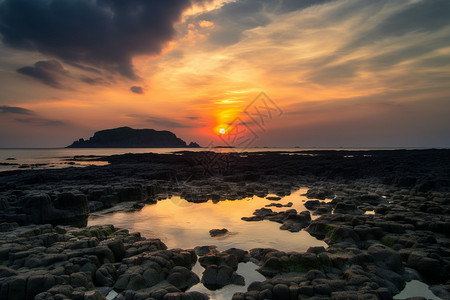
top-left (219, 128), bottom-right (226, 134)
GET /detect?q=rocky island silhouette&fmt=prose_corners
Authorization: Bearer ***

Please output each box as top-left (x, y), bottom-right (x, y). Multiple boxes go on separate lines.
top-left (67, 127), bottom-right (200, 148)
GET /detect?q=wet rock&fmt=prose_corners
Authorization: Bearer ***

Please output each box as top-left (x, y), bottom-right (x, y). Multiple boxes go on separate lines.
top-left (325, 226), bottom-right (361, 245)
top-left (104, 238), bottom-right (125, 261)
top-left (209, 228), bottom-right (229, 237)
top-left (272, 283), bottom-right (289, 299)
top-left (194, 245), bottom-right (218, 256)
top-left (83, 290), bottom-right (106, 300)
top-left (333, 201), bottom-right (363, 215)
top-left (167, 266), bottom-right (200, 290)
top-left (201, 265), bottom-right (244, 289)
top-left (306, 188), bottom-right (334, 200)
top-left (265, 202), bottom-right (293, 208)
top-left (266, 196), bottom-right (282, 201)
top-left (304, 200), bottom-right (321, 210)
top-left (95, 263), bottom-right (117, 287)
top-left (279, 210), bottom-right (311, 232)
top-left (222, 248), bottom-right (250, 263)
top-left (242, 208), bottom-right (311, 232)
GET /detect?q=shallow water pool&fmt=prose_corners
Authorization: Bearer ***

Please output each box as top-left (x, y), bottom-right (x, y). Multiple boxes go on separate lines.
top-left (88, 188), bottom-right (326, 252)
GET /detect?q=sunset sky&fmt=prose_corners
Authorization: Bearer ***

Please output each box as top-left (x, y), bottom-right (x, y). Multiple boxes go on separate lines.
top-left (0, 0), bottom-right (449, 148)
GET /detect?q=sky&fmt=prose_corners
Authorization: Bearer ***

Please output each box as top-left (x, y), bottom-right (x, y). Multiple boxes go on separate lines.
top-left (0, 0), bottom-right (449, 148)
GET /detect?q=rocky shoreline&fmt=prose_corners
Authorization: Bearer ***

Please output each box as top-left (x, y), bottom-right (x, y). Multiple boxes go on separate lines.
top-left (0, 149), bottom-right (449, 299)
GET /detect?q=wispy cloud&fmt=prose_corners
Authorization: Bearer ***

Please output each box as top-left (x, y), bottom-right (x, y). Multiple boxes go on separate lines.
top-left (0, 105), bottom-right (67, 126)
top-left (15, 118), bottom-right (66, 126)
top-left (17, 60), bottom-right (68, 88)
top-left (124, 113), bottom-right (201, 128)
top-left (0, 105), bottom-right (33, 115)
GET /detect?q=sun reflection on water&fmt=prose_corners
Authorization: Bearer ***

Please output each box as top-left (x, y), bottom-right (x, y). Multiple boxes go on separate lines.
top-left (89, 188), bottom-right (326, 252)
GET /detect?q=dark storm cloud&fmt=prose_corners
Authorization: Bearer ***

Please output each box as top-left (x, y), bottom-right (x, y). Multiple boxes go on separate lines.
top-left (193, 0), bottom-right (335, 46)
top-left (17, 60), bottom-right (67, 88)
top-left (0, 0), bottom-right (192, 78)
top-left (130, 86), bottom-right (145, 94)
top-left (0, 105), bottom-right (32, 115)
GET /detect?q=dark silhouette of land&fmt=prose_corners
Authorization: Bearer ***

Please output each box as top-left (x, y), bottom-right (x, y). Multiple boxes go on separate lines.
top-left (67, 127), bottom-right (200, 148)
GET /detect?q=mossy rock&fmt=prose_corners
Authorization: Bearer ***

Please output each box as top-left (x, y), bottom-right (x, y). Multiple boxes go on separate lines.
top-left (381, 236), bottom-right (395, 248)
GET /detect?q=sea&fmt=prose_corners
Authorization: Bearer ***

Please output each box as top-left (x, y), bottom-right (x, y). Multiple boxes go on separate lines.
top-left (0, 147), bottom-right (432, 172)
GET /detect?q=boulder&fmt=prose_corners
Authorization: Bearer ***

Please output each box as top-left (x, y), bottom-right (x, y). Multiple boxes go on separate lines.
top-left (209, 228), bottom-right (229, 237)
top-left (201, 265), bottom-right (244, 289)
top-left (368, 244), bottom-right (403, 273)
top-left (304, 200), bottom-right (321, 210)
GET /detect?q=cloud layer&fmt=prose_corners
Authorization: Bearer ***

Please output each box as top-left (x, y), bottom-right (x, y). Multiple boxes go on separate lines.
top-left (0, 0), bottom-right (192, 78)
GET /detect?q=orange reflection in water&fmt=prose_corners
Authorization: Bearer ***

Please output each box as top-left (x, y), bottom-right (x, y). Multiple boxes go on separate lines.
top-left (88, 188), bottom-right (326, 252)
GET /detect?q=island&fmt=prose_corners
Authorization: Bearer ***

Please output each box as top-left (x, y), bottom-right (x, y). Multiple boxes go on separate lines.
top-left (66, 127), bottom-right (200, 148)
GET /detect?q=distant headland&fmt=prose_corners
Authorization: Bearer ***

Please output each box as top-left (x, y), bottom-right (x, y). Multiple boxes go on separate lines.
top-left (66, 127), bottom-right (200, 148)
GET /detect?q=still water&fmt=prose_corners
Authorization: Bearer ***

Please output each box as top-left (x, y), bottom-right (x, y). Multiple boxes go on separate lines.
top-left (88, 188), bottom-right (326, 252)
top-left (89, 189), bottom-right (326, 299)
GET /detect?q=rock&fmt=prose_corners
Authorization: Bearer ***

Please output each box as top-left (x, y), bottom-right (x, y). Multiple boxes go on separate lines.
top-left (126, 273), bottom-right (147, 290)
top-left (272, 283), bottom-right (290, 299)
top-left (333, 201), bottom-right (363, 215)
top-left (314, 283), bottom-right (332, 295)
top-left (306, 188), bottom-right (334, 200)
top-left (429, 284), bottom-right (450, 300)
top-left (187, 291), bottom-right (210, 300)
top-left (52, 192), bottom-right (90, 226)
top-left (104, 239), bottom-right (125, 261)
top-left (194, 245), bottom-right (218, 256)
top-left (0, 266), bottom-right (18, 277)
top-left (167, 266), bottom-right (200, 290)
top-left (142, 268), bottom-right (160, 287)
top-left (306, 270), bottom-right (326, 280)
top-left (83, 290), bottom-right (106, 300)
top-left (279, 210), bottom-right (311, 232)
top-left (307, 246), bottom-right (326, 254)
top-left (198, 252), bottom-right (238, 270)
top-left (209, 228), bottom-right (229, 237)
top-left (326, 226), bottom-right (361, 245)
top-left (55, 225), bottom-right (67, 234)
top-left (304, 200), bottom-right (321, 210)
top-left (95, 263), bottom-right (117, 287)
top-left (201, 265), bottom-right (244, 289)
top-left (89, 201), bottom-right (104, 212)
top-left (368, 244), bottom-right (403, 273)
top-left (0, 222), bottom-right (18, 232)
top-left (7, 276), bottom-right (27, 300)
top-left (416, 257), bottom-right (441, 279)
